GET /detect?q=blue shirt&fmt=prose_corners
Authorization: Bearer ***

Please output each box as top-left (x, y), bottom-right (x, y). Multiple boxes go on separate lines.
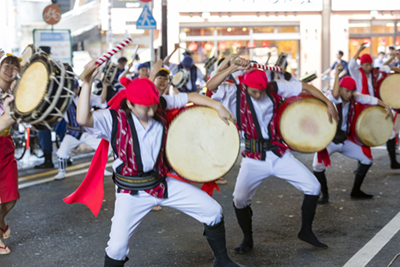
top-left (331, 60), bottom-right (348, 71)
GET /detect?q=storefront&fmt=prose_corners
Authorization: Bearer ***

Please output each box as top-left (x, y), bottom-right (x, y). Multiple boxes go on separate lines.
top-left (180, 24), bottom-right (300, 76)
top-left (330, 0), bottom-right (400, 68)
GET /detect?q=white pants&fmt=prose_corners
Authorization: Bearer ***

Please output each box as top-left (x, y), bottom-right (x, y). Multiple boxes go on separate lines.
top-left (56, 132), bottom-right (105, 159)
top-left (233, 151), bottom-right (320, 209)
top-left (105, 177), bottom-right (223, 260)
top-left (312, 140), bottom-right (372, 172)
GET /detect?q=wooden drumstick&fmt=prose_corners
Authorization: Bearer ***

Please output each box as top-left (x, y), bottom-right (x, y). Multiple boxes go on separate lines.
top-left (234, 60), bottom-right (283, 72)
top-left (79, 37), bottom-right (133, 80)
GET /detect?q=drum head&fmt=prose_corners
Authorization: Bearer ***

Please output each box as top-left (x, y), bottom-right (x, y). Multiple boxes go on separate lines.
top-left (15, 61), bottom-right (49, 113)
top-left (380, 74), bottom-right (400, 109)
top-left (280, 98), bottom-right (337, 153)
top-left (172, 71), bottom-right (183, 86)
top-left (356, 106), bottom-right (393, 147)
top-left (166, 106), bottom-right (240, 182)
top-left (21, 45), bottom-right (34, 67)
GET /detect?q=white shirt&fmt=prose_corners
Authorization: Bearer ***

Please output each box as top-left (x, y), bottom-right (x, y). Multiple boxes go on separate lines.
top-left (212, 80), bottom-right (302, 139)
top-left (348, 58), bottom-right (391, 95)
top-left (85, 93), bottom-right (189, 172)
top-left (169, 63), bottom-right (205, 90)
top-left (326, 91), bottom-right (378, 132)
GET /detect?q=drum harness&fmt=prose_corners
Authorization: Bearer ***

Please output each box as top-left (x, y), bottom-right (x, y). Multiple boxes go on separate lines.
top-left (236, 83), bottom-right (281, 158)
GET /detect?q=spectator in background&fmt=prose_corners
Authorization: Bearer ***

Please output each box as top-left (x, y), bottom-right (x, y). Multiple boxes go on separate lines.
top-left (321, 50), bottom-right (348, 79)
top-left (374, 51), bottom-right (386, 68)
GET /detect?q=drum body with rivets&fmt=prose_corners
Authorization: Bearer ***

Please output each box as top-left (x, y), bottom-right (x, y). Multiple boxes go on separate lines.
top-left (379, 74), bottom-right (400, 109)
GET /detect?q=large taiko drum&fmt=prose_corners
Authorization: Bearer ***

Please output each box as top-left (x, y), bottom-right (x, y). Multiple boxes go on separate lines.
top-left (379, 74), bottom-right (400, 109)
top-left (277, 94), bottom-right (337, 153)
top-left (349, 103), bottom-right (393, 147)
top-left (166, 106), bottom-right (240, 182)
top-left (10, 52), bottom-right (74, 130)
top-left (171, 69), bottom-right (189, 89)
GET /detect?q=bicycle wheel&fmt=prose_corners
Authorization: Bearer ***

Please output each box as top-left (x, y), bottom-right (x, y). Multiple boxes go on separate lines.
top-left (11, 124), bottom-right (26, 160)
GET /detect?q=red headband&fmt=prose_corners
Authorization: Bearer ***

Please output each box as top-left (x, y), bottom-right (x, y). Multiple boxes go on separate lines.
top-left (108, 77), bottom-right (159, 110)
top-left (239, 69), bottom-right (268, 90)
top-left (359, 54), bottom-right (373, 64)
top-left (339, 76), bottom-right (356, 91)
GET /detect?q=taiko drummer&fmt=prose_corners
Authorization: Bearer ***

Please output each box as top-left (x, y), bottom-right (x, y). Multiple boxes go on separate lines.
top-left (0, 54), bottom-right (21, 255)
top-left (64, 60), bottom-right (242, 267)
top-left (349, 43), bottom-right (400, 169)
top-left (313, 64), bottom-right (393, 204)
top-left (207, 56), bottom-right (338, 252)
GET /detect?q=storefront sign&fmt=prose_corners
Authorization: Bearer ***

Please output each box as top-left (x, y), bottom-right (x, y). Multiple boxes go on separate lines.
top-left (332, 0), bottom-right (400, 11)
top-left (178, 0), bottom-right (322, 12)
top-left (33, 29), bottom-right (72, 64)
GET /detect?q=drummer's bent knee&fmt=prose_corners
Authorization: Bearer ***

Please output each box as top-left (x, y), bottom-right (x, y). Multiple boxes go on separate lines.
top-left (233, 193), bottom-right (252, 209)
top-left (303, 178), bottom-right (321, 196)
top-left (202, 202), bottom-right (223, 226)
top-left (106, 241), bottom-right (129, 261)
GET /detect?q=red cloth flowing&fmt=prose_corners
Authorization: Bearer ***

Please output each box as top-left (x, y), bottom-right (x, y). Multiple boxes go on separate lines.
top-left (359, 68), bottom-right (370, 95)
top-left (166, 172), bottom-right (220, 197)
top-left (347, 136), bottom-right (373, 159)
top-left (317, 148), bottom-right (331, 167)
top-left (63, 139), bottom-right (109, 216)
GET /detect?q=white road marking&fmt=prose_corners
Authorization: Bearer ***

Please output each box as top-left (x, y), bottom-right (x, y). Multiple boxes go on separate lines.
top-left (343, 211), bottom-right (400, 267)
top-left (19, 163), bottom-right (113, 189)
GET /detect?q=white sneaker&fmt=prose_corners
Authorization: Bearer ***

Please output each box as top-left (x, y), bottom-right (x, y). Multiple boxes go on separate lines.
top-left (54, 171), bottom-right (66, 180)
top-left (104, 169), bottom-right (112, 176)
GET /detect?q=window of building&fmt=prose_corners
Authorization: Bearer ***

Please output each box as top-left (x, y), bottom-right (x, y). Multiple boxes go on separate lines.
top-left (349, 21), bottom-right (371, 34)
top-left (216, 27), bottom-right (250, 36)
top-left (181, 27), bottom-right (215, 37)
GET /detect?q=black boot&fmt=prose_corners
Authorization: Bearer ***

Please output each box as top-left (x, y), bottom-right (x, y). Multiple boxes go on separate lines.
top-left (297, 195), bottom-right (328, 249)
top-left (204, 218), bottom-right (241, 267)
top-left (34, 153), bottom-right (54, 169)
top-left (104, 254), bottom-right (128, 267)
top-left (314, 171), bottom-right (329, 204)
top-left (351, 163), bottom-right (373, 199)
top-left (233, 204), bottom-right (253, 253)
top-left (387, 138), bottom-right (400, 169)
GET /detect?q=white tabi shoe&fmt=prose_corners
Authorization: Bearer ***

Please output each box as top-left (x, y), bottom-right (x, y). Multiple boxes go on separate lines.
top-left (104, 169), bottom-right (112, 176)
top-left (54, 171), bottom-right (66, 180)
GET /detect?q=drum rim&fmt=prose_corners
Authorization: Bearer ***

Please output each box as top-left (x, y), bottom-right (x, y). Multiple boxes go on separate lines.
top-left (356, 105), bottom-right (393, 147)
top-left (20, 44), bottom-right (36, 67)
top-left (12, 55), bottom-right (53, 116)
top-left (379, 74), bottom-right (400, 109)
top-left (279, 97), bottom-right (337, 153)
top-left (165, 106), bottom-right (240, 182)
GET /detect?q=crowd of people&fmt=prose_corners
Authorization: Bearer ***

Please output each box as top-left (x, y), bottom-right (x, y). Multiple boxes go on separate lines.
top-left (0, 41), bottom-right (400, 267)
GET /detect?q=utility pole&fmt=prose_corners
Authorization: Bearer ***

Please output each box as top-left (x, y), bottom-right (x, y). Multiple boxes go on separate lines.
top-left (107, 0), bottom-right (113, 50)
top-left (149, 1), bottom-right (154, 68)
top-left (161, 0), bottom-right (167, 59)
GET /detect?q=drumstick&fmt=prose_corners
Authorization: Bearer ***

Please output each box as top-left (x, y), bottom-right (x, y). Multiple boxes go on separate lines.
top-left (234, 60), bottom-right (283, 72)
top-left (79, 37), bottom-right (133, 80)
top-left (131, 44), bottom-right (139, 61)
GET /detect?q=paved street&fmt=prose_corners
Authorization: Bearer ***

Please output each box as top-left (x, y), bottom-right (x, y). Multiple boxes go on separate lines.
top-left (2, 147), bottom-right (400, 267)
